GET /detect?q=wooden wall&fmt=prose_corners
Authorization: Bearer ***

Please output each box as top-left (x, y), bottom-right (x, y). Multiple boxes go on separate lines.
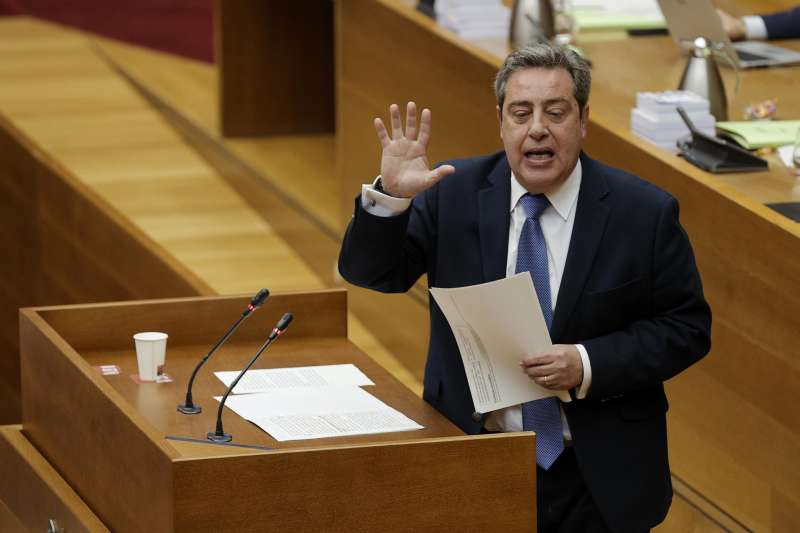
top-left (216, 0), bottom-right (334, 137)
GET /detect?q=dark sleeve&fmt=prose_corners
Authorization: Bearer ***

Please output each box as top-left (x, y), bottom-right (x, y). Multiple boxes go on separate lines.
top-left (761, 6), bottom-right (800, 40)
top-left (583, 196), bottom-right (712, 398)
top-left (338, 185), bottom-right (438, 293)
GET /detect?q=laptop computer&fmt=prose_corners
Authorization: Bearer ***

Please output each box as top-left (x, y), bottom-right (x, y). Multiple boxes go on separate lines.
top-left (657, 0), bottom-right (800, 68)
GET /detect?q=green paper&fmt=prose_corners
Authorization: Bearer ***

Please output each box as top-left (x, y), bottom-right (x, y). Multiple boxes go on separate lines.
top-left (573, 10), bottom-right (665, 31)
top-left (716, 121), bottom-right (800, 149)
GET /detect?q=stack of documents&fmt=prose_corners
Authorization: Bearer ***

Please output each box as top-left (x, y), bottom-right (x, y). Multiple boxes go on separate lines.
top-left (435, 0), bottom-right (511, 40)
top-left (214, 364), bottom-right (423, 441)
top-left (630, 91), bottom-right (716, 152)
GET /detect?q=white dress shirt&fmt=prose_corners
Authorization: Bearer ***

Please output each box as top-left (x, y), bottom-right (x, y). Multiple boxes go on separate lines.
top-left (361, 160), bottom-right (593, 438)
top-left (742, 15), bottom-right (768, 40)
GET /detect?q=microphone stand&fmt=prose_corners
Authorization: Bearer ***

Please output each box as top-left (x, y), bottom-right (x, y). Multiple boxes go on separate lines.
top-left (208, 313), bottom-right (293, 443)
top-left (177, 288), bottom-right (268, 414)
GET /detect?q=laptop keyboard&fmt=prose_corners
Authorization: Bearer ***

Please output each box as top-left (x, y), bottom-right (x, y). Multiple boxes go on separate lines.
top-left (736, 49), bottom-right (768, 62)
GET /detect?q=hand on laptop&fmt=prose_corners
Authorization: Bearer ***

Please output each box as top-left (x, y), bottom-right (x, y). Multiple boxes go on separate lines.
top-left (717, 9), bottom-right (746, 41)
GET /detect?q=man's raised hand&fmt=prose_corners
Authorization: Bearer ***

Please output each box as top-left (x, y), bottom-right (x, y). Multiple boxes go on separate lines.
top-left (374, 101), bottom-right (455, 198)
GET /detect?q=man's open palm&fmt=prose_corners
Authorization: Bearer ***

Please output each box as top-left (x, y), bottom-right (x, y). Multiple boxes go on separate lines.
top-left (374, 102), bottom-right (455, 198)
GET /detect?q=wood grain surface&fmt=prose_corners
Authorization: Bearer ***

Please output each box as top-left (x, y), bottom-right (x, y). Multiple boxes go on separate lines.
top-left (216, 0), bottom-right (334, 136)
top-left (0, 425), bottom-right (108, 532)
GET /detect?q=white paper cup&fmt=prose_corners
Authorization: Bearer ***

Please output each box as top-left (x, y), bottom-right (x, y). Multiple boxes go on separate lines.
top-left (133, 332), bottom-right (168, 381)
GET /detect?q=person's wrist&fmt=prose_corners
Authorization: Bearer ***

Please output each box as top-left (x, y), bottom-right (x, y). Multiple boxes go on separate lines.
top-left (375, 176), bottom-right (403, 198)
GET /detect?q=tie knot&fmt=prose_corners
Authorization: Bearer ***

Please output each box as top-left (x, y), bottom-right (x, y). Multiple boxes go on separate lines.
top-left (519, 194), bottom-right (550, 220)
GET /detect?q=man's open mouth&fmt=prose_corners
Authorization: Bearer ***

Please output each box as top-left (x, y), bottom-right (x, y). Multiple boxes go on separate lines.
top-left (524, 148), bottom-right (555, 161)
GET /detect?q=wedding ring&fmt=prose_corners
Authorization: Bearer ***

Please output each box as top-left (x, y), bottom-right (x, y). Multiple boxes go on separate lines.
top-left (543, 375), bottom-right (549, 383)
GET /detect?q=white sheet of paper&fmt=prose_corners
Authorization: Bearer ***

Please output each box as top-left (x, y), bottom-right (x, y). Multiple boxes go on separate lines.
top-left (214, 364), bottom-right (374, 394)
top-left (430, 272), bottom-right (571, 415)
top-left (777, 144), bottom-right (795, 168)
top-left (215, 386), bottom-right (423, 441)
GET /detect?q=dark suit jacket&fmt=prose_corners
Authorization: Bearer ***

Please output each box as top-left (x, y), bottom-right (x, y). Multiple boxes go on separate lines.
top-left (762, 6), bottom-right (800, 39)
top-left (338, 152), bottom-right (711, 533)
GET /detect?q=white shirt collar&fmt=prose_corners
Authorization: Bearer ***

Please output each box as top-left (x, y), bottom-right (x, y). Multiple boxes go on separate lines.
top-left (509, 158), bottom-right (582, 221)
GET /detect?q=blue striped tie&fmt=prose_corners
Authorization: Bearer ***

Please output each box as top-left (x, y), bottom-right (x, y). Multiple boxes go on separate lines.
top-left (516, 193), bottom-right (564, 470)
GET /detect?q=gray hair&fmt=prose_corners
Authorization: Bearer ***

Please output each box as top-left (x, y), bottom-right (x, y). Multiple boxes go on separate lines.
top-left (495, 43), bottom-right (592, 116)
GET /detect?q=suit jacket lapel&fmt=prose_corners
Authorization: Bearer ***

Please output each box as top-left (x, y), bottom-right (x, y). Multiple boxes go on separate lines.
top-left (478, 156), bottom-right (512, 282)
top-left (551, 153), bottom-right (610, 341)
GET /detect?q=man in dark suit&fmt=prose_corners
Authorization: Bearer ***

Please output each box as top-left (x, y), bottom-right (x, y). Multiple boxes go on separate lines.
top-left (339, 44), bottom-right (711, 533)
top-left (719, 5), bottom-right (800, 40)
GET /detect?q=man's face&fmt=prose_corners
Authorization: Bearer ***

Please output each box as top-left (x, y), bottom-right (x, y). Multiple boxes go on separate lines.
top-left (498, 67), bottom-right (588, 194)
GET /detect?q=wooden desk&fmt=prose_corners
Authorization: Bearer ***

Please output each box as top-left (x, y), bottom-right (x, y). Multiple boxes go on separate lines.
top-left (336, 1), bottom-right (800, 531)
top-left (17, 291), bottom-right (537, 532)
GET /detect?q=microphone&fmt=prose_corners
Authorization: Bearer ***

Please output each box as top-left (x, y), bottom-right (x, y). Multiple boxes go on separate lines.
top-left (208, 312), bottom-right (293, 442)
top-left (177, 288), bottom-right (269, 415)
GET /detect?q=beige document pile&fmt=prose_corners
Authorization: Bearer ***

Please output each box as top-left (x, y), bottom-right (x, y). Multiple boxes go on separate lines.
top-left (430, 273), bottom-right (570, 415)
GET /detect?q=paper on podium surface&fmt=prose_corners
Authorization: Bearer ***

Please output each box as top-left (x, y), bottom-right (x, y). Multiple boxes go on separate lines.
top-left (430, 273), bottom-right (570, 415)
top-left (215, 364), bottom-right (374, 394)
top-left (215, 386), bottom-right (423, 441)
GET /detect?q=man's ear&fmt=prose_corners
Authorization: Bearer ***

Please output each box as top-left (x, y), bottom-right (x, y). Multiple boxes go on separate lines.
top-left (496, 104), bottom-right (503, 125)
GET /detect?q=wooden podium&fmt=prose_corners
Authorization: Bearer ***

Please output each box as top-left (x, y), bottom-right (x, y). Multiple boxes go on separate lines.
top-left (7, 290), bottom-right (536, 531)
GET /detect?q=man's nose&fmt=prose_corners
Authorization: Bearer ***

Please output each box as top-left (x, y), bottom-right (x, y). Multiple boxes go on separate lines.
top-left (527, 115), bottom-right (548, 140)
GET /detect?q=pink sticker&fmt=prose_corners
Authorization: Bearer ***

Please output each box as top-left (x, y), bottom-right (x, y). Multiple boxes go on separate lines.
top-left (96, 365), bottom-right (121, 376)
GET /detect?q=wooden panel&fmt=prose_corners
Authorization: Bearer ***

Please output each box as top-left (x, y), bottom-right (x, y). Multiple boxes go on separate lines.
top-left (0, 425), bottom-right (108, 532)
top-left (0, 500), bottom-right (25, 533)
top-left (216, 0), bottom-right (334, 136)
top-left (35, 290), bottom-right (347, 352)
top-left (173, 434), bottom-right (536, 532)
top-left (0, 115), bottom-right (211, 424)
top-left (20, 309), bottom-right (178, 533)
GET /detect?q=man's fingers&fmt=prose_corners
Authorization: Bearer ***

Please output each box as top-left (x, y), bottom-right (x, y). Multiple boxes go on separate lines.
top-left (389, 104), bottom-right (403, 139)
top-left (521, 354), bottom-right (555, 367)
top-left (405, 101), bottom-right (418, 140)
top-left (523, 363), bottom-right (556, 378)
top-left (374, 118), bottom-right (390, 148)
top-left (417, 108), bottom-right (432, 146)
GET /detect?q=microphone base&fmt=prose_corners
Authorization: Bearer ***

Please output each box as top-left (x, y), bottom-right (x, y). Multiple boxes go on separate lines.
top-left (207, 431), bottom-right (232, 443)
top-left (177, 404), bottom-right (202, 415)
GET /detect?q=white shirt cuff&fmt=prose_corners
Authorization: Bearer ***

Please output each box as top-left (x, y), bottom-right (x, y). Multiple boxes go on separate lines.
top-left (361, 176), bottom-right (412, 217)
top-left (743, 15), bottom-right (768, 40)
top-left (575, 344), bottom-right (592, 399)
